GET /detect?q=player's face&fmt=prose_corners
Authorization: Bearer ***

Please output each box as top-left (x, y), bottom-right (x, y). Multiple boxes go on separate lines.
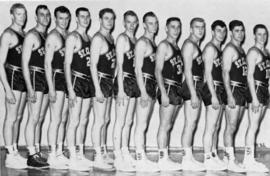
top-left (77, 11), bottom-right (91, 28)
top-left (231, 26), bottom-right (245, 43)
top-left (36, 8), bottom-right (51, 27)
top-left (191, 21), bottom-right (205, 39)
top-left (166, 21), bottom-right (181, 40)
top-left (56, 12), bottom-right (70, 30)
top-left (144, 16), bottom-right (158, 34)
top-left (12, 8), bottom-right (27, 26)
top-left (213, 26), bottom-right (226, 42)
top-left (100, 12), bottom-right (115, 30)
top-left (124, 15), bottom-right (138, 33)
top-left (255, 28), bottom-right (268, 46)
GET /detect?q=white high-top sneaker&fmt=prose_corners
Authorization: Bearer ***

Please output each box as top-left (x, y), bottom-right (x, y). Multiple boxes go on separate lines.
top-left (5, 153), bottom-right (28, 169)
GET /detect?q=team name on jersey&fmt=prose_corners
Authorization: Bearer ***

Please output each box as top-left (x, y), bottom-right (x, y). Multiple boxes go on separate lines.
top-left (58, 48), bottom-right (65, 57)
top-left (126, 50), bottom-right (134, 60)
top-left (171, 56), bottom-right (183, 74)
top-left (15, 45), bottom-right (22, 54)
top-left (149, 53), bottom-right (156, 62)
top-left (213, 57), bottom-right (222, 67)
top-left (105, 49), bottom-right (116, 69)
top-left (196, 56), bottom-right (203, 65)
top-left (78, 47), bottom-right (90, 58)
top-left (257, 60), bottom-right (270, 71)
top-left (38, 47), bottom-right (45, 56)
top-left (234, 57), bottom-right (247, 76)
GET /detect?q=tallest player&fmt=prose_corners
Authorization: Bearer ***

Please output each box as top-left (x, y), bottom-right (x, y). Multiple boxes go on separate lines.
top-left (0, 3), bottom-right (27, 169)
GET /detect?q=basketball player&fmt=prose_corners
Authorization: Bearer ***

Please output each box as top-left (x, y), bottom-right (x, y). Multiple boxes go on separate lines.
top-left (64, 7), bottom-right (94, 171)
top-left (44, 6), bottom-right (70, 169)
top-left (181, 17), bottom-right (205, 171)
top-left (222, 20), bottom-right (250, 172)
top-left (22, 5), bottom-right (50, 168)
top-left (134, 11), bottom-right (160, 172)
top-left (155, 17), bottom-right (183, 171)
top-left (0, 3), bottom-right (27, 169)
top-left (90, 8), bottom-right (116, 171)
top-left (112, 10), bottom-right (139, 172)
top-left (243, 24), bottom-right (269, 172)
top-left (202, 20), bottom-right (227, 171)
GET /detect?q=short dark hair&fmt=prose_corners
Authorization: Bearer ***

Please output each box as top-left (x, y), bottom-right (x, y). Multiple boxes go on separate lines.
top-left (75, 7), bottom-right (89, 17)
top-left (190, 17), bottom-right (205, 27)
top-left (54, 6), bottom-right (70, 18)
top-left (35, 5), bottom-right (49, 16)
top-left (124, 10), bottom-right (138, 22)
top-left (211, 20), bottom-right (226, 31)
top-left (10, 3), bottom-right (26, 14)
top-left (99, 8), bottom-right (116, 19)
top-left (166, 17), bottom-right (181, 26)
top-left (253, 24), bottom-right (268, 34)
top-left (143, 11), bottom-right (156, 23)
top-left (229, 20), bottom-right (244, 31)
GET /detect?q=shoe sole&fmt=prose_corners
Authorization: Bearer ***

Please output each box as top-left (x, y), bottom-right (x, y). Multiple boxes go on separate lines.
top-left (6, 165), bottom-right (28, 169)
top-left (27, 165), bottom-right (49, 169)
top-left (93, 166), bottom-right (115, 172)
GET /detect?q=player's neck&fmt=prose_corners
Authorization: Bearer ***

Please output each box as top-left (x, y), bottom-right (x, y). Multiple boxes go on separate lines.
top-left (55, 26), bottom-right (66, 36)
top-left (166, 36), bottom-right (177, 45)
top-left (35, 24), bottom-right (47, 34)
top-left (144, 31), bottom-right (154, 41)
top-left (76, 26), bottom-right (86, 36)
top-left (99, 27), bottom-right (110, 37)
top-left (10, 23), bottom-right (23, 33)
top-left (125, 30), bottom-right (135, 39)
top-left (211, 38), bottom-right (221, 49)
top-left (255, 43), bottom-right (265, 51)
top-left (189, 34), bottom-right (200, 45)
top-left (231, 39), bottom-right (241, 47)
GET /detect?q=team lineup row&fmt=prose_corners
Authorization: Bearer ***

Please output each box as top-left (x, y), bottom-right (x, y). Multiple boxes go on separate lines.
top-left (1, 3), bottom-right (270, 173)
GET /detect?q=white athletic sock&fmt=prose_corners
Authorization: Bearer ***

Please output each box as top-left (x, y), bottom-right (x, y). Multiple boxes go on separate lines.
top-left (158, 148), bottom-right (168, 160)
top-left (35, 143), bottom-right (40, 152)
top-left (68, 146), bottom-right (76, 159)
top-left (27, 146), bottom-right (36, 155)
top-left (244, 146), bottom-right (254, 161)
top-left (225, 147), bottom-right (235, 161)
top-left (136, 149), bottom-right (146, 161)
top-left (114, 149), bottom-right (122, 160)
top-left (121, 146), bottom-right (130, 155)
top-left (183, 147), bottom-right (192, 160)
top-left (56, 143), bottom-right (63, 155)
top-left (77, 144), bottom-right (84, 156)
top-left (101, 145), bottom-right (107, 154)
top-left (204, 152), bottom-right (212, 161)
top-left (50, 145), bottom-right (56, 155)
top-left (6, 145), bottom-right (14, 154)
top-left (13, 143), bottom-right (18, 152)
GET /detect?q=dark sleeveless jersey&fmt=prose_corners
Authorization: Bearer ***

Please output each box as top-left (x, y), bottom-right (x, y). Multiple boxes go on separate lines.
top-left (71, 32), bottom-right (91, 76)
top-left (122, 35), bottom-right (135, 75)
top-left (206, 42), bottom-right (223, 82)
top-left (142, 38), bottom-right (156, 76)
top-left (52, 32), bottom-right (65, 70)
top-left (227, 43), bottom-right (247, 84)
top-left (29, 30), bottom-right (46, 68)
top-left (97, 34), bottom-right (116, 76)
top-left (162, 42), bottom-right (183, 82)
top-left (252, 47), bottom-right (270, 84)
top-left (6, 28), bottom-right (24, 67)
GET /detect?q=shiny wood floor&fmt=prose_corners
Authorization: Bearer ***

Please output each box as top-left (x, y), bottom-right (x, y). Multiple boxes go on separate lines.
top-left (1, 148), bottom-right (270, 176)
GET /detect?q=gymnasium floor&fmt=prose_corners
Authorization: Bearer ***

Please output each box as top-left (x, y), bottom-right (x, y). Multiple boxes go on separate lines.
top-left (1, 148), bottom-right (270, 176)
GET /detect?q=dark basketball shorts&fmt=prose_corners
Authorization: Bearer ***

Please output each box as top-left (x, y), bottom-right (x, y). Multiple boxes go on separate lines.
top-left (30, 69), bottom-right (48, 94)
top-left (71, 73), bottom-right (95, 98)
top-left (114, 76), bottom-right (140, 98)
top-left (223, 83), bottom-right (252, 106)
top-left (181, 79), bottom-right (204, 101)
top-left (142, 76), bottom-right (157, 99)
top-left (252, 84), bottom-right (269, 106)
top-left (5, 65), bottom-right (26, 92)
top-left (157, 79), bottom-right (182, 105)
top-left (53, 70), bottom-right (67, 92)
top-left (201, 82), bottom-right (226, 106)
top-left (97, 73), bottom-right (114, 98)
